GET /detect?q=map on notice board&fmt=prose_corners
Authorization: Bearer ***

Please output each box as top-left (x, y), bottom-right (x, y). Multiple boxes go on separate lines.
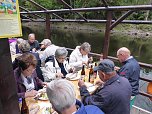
top-left (0, 0), bottom-right (22, 38)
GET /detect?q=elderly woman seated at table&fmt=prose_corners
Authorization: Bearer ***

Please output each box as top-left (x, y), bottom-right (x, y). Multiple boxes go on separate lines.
top-left (69, 42), bottom-right (91, 69)
top-left (14, 53), bottom-right (46, 98)
top-left (46, 79), bottom-right (104, 114)
top-left (41, 47), bottom-right (73, 82)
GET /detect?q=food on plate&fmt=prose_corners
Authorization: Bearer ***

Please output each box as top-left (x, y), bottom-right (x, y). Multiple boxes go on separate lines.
top-left (39, 93), bottom-right (48, 100)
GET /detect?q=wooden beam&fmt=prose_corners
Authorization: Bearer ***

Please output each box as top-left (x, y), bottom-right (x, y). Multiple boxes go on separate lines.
top-left (19, 6), bottom-right (45, 20)
top-left (21, 19), bottom-right (152, 24)
top-left (103, 11), bottom-right (112, 59)
top-left (0, 38), bottom-right (20, 114)
top-left (46, 13), bottom-right (51, 39)
top-left (57, 0), bottom-right (88, 22)
top-left (20, 5), bottom-right (152, 14)
top-left (110, 10), bottom-right (134, 30)
top-left (27, 0), bottom-right (64, 21)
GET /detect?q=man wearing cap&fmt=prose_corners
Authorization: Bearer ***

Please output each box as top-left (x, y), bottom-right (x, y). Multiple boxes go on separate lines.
top-left (39, 39), bottom-right (59, 63)
top-left (78, 59), bottom-right (132, 114)
top-left (39, 39), bottom-right (52, 51)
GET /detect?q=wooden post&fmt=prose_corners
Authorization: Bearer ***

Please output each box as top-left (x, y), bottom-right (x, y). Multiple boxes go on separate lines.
top-left (0, 38), bottom-right (20, 114)
top-left (103, 11), bottom-right (112, 59)
top-left (46, 13), bottom-right (51, 39)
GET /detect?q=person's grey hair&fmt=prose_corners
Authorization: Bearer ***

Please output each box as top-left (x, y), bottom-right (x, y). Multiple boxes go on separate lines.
top-left (80, 42), bottom-right (91, 52)
top-left (19, 40), bottom-right (30, 53)
top-left (117, 47), bottom-right (131, 57)
top-left (46, 79), bottom-right (76, 113)
top-left (55, 47), bottom-right (68, 58)
top-left (28, 33), bottom-right (35, 39)
top-left (17, 38), bottom-right (24, 44)
top-left (40, 39), bottom-right (52, 46)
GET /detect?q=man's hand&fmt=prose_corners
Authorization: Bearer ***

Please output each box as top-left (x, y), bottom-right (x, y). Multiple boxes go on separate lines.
top-left (42, 82), bottom-right (48, 87)
top-left (32, 48), bottom-right (36, 52)
top-left (114, 66), bottom-right (120, 71)
top-left (56, 73), bottom-right (64, 78)
top-left (82, 61), bottom-right (88, 68)
top-left (78, 79), bottom-right (85, 87)
top-left (95, 80), bottom-right (104, 86)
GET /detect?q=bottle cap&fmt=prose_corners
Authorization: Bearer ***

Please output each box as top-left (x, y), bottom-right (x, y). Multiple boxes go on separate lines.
top-left (18, 98), bottom-right (22, 103)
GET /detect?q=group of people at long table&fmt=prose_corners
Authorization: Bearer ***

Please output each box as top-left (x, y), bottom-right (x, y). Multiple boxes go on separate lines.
top-left (10, 33), bottom-right (140, 114)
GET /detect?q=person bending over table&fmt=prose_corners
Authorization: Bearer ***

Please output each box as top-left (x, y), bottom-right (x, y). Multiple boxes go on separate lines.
top-left (117, 47), bottom-right (140, 106)
top-left (46, 79), bottom-right (104, 114)
top-left (69, 42), bottom-right (91, 69)
top-left (41, 47), bottom-right (73, 82)
top-left (14, 53), bottom-right (46, 98)
top-left (78, 59), bottom-right (132, 114)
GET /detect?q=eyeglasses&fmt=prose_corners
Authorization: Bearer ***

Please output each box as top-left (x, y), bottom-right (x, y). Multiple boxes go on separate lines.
top-left (58, 57), bottom-right (67, 60)
top-left (25, 68), bottom-right (36, 73)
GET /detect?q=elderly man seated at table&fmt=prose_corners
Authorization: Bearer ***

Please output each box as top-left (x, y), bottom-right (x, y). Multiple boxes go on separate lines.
top-left (117, 47), bottom-right (140, 108)
top-left (46, 79), bottom-right (104, 114)
top-left (78, 59), bottom-right (132, 114)
top-left (39, 38), bottom-right (52, 51)
top-left (69, 42), bottom-right (91, 69)
top-left (39, 39), bottom-right (59, 63)
top-left (28, 33), bottom-right (40, 52)
top-left (14, 53), bottom-right (46, 98)
top-left (41, 47), bottom-right (73, 82)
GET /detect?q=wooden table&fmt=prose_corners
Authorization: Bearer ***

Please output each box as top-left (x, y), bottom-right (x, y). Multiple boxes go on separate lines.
top-left (25, 68), bottom-right (99, 113)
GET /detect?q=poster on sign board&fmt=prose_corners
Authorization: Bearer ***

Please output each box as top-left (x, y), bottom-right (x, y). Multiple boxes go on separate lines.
top-left (0, 0), bottom-right (22, 38)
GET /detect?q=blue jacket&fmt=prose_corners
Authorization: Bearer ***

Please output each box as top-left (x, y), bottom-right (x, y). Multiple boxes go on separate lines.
top-left (118, 57), bottom-right (140, 96)
top-left (80, 75), bottom-right (132, 114)
top-left (75, 100), bottom-right (104, 114)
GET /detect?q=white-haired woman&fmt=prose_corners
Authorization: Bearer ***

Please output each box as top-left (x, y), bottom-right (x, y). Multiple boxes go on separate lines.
top-left (69, 42), bottom-right (91, 68)
top-left (46, 79), bottom-right (104, 114)
top-left (41, 47), bottom-right (72, 82)
top-left (10, 38), bottom-right (24, 55)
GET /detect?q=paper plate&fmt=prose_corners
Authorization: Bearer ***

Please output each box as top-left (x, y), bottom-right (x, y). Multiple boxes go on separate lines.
top-left (66, 73), bottom-right (81, 81)
top-left (38, 97), bottom-right (48, 101)
top-left (38, 93), bottom-right (48, 101)
top-left (69, 75), bottom-right (81, 81)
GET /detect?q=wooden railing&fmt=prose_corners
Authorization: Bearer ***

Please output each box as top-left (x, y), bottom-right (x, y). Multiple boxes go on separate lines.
top-left (66, 48), bottom-right (152, 99)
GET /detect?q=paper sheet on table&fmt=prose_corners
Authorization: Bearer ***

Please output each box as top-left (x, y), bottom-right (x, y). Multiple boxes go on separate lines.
top-left (66, 73), bottom-right (80, 80)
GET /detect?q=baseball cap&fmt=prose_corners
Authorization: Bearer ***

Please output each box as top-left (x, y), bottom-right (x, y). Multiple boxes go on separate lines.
top-left (40, 39), bottom-right (51, 46)
top-left (93, 59), bottom-right (115, 73)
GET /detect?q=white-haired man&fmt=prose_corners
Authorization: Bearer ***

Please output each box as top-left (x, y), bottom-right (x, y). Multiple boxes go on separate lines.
top-left (46, 79), bottom-right (104, 114)
top-left (28, 33), bottom-right (40, 52)
top-left (117, 47), bottom-right (140, 106)
top-left (39, 39), bottom-right (59, 63)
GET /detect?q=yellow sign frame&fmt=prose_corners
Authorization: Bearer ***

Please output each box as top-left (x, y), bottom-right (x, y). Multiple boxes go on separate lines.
top-left (0, 0), bottom-right (22, 38)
